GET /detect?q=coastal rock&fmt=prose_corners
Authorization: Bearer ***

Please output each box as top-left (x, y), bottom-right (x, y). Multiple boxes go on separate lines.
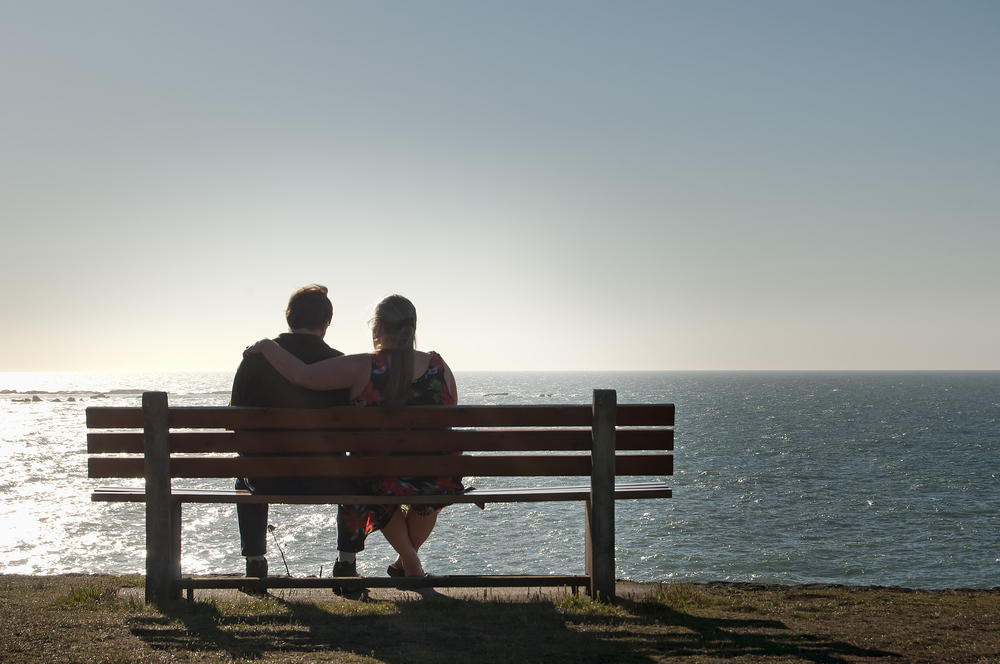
top-left (32, 395), bottom-right (42, 402)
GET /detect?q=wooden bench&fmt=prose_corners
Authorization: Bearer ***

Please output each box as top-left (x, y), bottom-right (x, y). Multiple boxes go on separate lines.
top-left (87, 389), bottom-right (673, 603)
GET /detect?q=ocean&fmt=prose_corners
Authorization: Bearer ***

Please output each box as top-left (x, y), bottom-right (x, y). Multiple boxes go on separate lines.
top-left (1, 370), bottom-right (997, 589)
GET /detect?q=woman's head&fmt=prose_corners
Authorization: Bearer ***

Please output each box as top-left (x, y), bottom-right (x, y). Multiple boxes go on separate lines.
top-left (371, 295), bottom-right (417, 414)
top-left (371, 294), bottom-right (417, 352)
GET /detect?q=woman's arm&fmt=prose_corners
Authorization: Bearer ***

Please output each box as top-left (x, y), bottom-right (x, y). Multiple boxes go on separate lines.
top-left (244, 339), bottom-right (370, 392)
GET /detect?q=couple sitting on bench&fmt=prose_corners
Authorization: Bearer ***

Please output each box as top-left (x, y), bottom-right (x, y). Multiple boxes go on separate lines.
top-left (233, 286), bottom-right (461, 580)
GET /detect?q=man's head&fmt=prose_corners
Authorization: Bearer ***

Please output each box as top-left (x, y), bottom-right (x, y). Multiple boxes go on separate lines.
top-left (286, 284), bottom-right (333, 334)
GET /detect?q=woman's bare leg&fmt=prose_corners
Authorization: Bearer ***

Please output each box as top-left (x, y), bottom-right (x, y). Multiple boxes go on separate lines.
top-left (390, 509), bottom-right (438, 572)
top-left (406, 510), bottom-right (438, 551)
top-left (381, 509), bottom-right (424, 576)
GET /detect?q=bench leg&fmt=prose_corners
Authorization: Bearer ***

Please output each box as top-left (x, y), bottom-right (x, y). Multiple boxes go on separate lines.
top-left (171, 503), bottom-right (182, 600)
top-left (584, 497), bottom-right (614, 601)
top-left (143, 391), bottom-right (174, 603)
top-left (590, 389), bottom-right (617, 603)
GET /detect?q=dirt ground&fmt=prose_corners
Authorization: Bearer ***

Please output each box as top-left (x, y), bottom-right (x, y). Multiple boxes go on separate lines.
top-left (1, 574), bottom-right (998, 663)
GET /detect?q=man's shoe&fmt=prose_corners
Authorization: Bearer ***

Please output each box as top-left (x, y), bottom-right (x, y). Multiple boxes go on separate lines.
top-left (332, 560), bottom-right (359, 577)
top-left (243, 557), bottom-right (269, 597)
top-left (246, 557), bottom-right (268, 578)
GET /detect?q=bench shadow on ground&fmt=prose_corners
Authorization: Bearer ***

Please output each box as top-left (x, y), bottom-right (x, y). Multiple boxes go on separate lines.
top-left (127, 589), bottom-right (901, 663)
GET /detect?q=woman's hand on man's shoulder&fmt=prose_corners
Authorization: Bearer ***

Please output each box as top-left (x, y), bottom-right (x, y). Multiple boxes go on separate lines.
top-left (243, 338), bottom-right (274, 357)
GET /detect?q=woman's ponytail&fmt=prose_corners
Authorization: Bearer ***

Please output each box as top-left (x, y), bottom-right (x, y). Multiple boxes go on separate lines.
top-left (371, 295), bottom-right (417, 415)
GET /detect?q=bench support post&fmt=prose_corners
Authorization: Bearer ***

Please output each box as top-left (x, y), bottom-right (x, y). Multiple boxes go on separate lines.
top-left (171, 502), bottom-right (182, 599)
top-left (589, 389), bottom-right (616, 602)
top-left (143, 391), bottom-right (173, 602)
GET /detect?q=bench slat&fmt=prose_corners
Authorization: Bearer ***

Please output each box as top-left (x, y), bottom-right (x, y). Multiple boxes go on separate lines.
top-left (91, 482), bottom-right (672, 503)
top-left (86, 403), bottom-right (675, 429)
top-left (88, 453), bottom-right (672, 479)
top-left (175, 575), bottom-right (591, 591)
top-left (87, 428), bottom-right (672, 454)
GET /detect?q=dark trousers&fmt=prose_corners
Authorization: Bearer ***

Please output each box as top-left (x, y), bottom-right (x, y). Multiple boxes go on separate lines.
top-left (235, 476), bottom-right (361, 557)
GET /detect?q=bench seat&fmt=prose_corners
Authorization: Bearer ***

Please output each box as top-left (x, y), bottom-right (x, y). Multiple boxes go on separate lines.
top-left (92, 482), bottom-right (672, 504)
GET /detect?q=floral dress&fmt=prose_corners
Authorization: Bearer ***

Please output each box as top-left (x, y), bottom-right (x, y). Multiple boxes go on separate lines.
top-left (337, 351), bottom-right (463, 550)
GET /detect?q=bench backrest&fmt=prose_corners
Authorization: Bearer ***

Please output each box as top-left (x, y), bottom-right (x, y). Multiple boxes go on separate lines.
top-left (87, 391), bottom-right (674, 482)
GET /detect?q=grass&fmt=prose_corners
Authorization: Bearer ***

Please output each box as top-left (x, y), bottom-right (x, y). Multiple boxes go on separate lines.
top-left (0, 574), bottom-right (998, 663)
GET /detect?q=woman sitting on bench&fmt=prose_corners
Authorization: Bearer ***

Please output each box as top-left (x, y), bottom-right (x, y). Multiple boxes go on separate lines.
top-left (244, 294), bottom-right (460, 577)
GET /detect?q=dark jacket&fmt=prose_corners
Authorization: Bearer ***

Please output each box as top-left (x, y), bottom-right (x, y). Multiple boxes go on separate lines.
top-left (230, 333), bottom-right (350, 408)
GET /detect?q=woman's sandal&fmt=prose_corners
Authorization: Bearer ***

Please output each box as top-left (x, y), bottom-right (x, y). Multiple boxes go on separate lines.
top-left (388, 563), bottom-right (430, 577)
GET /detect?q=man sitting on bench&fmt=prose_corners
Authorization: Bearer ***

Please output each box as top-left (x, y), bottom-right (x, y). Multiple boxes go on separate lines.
top-left (230, 284), bottom-right (358, 580)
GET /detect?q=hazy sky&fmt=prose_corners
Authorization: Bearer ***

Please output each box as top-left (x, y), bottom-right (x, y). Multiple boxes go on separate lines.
top-left (2, 1), bottom-right (997, 372)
